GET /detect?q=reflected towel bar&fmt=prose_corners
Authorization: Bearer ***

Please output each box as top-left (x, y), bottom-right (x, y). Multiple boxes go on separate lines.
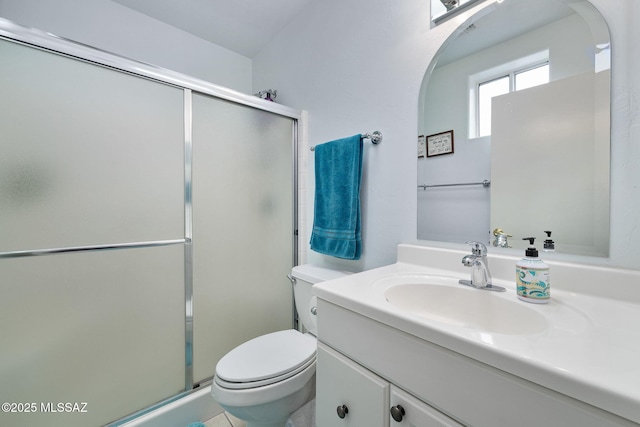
top-left (310, 131), bottom-right (382, 151)
top-left (418, 179), bottom-right (490, 190)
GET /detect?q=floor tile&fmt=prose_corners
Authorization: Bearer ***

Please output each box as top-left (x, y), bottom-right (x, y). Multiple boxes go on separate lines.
top-left (203, 412), bottom-right (231, 427)
top-left (225, 412), bottom-right (246, 427)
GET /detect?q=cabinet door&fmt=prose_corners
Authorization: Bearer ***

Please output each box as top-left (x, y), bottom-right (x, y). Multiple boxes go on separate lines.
top-left (390, 386), bottom-right (464, 427)
top-left (317, 343), bottom-right (389, 427)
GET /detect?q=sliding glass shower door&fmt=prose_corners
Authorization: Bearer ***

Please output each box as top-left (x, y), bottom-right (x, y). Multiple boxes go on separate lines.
top-left (0, 38), bottom-right (186, 427)
top-left (0, 28), bottom-right (297, 427)
top-left (191, 94), bottom-right (294, 383)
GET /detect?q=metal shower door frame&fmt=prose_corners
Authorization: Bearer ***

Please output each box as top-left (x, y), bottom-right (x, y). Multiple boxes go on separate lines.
top-left (0, 17), bottom-right (301, 425)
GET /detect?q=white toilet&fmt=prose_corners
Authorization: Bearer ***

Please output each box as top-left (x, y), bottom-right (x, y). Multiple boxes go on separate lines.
top-left (211, 264), bottom-right (348, 427)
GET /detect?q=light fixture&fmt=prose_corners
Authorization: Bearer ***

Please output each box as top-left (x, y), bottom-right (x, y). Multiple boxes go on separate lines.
top-left (254, 89), bottom-right (277, 102)
top-left (440, 0), bottom-right (459, 11)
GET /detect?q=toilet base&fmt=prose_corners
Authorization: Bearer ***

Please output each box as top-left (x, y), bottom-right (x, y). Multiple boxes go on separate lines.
top-left (216, 376), bottom-right (315, 427)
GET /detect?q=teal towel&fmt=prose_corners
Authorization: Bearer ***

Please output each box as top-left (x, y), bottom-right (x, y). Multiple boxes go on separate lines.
top-left (310, 134), bottom-right (363, 260)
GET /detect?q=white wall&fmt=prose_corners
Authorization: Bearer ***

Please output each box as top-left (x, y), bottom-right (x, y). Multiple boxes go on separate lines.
top-left (253, 0), bottom-right (640, 271)
top-left (254, 0), bottom-right (434, 270)
top-left (0, 0), bottom-right (252, 93)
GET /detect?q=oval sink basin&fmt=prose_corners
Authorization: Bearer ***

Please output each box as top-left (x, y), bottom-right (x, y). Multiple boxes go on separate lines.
top-left (375, 275), bottom-right (548, 335)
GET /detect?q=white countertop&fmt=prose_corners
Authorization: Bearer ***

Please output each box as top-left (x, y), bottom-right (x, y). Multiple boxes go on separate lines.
top-left (312, 245), bottom-right (640, 424)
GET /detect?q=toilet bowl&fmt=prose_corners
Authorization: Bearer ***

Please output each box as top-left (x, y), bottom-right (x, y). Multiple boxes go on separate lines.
top-left (211, 265), bottom-right (348, 427)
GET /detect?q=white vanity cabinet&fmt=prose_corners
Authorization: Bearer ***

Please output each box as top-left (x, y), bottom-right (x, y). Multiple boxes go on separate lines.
top-left (315, 298), bottom-right (638, 427)
top-left (316, 342), bottom-right (463, 427)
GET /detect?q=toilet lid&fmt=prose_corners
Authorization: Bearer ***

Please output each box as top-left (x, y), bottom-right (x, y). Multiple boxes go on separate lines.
top-left (216, 330), bottom-right (316, 386)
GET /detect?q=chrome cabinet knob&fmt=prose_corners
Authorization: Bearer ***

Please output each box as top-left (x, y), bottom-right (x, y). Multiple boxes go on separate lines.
top-left (390, 404), bottom-right (405, 422)
top-left (336, 404), bottom-right (349, 419)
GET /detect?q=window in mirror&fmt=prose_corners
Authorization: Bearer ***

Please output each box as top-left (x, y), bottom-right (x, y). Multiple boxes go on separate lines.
top-left (469, 50), bottom-right (549, 138)
top-left (475, 60), bottom-right (549, 137)
top-left (515, 63), bottom-right (549, 90)
top-left (478, 76), bottom-right (509, 137)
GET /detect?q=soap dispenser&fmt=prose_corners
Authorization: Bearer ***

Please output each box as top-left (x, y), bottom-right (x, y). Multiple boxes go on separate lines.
top-left (543, 230), bottom-right (555, 252)
top-left (516, 237), bottom-right (550, 304)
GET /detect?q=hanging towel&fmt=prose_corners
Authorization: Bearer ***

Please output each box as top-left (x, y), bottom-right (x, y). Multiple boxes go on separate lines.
top-left (310, 134), bottom-right (363, 260)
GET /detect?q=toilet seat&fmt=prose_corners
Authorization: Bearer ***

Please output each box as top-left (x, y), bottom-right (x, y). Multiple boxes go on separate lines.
top-left (215, 330), bottom-right (316, 390)
top-left (215, 357), bottom-right (315, 390)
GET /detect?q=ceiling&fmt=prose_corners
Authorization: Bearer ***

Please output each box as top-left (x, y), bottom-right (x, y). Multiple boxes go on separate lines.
top-left (112, 0), bottom-right (577, 63)
top-left (112, 0), bottom-right (313, 58)
top-left (435, 0), bottom-right (575, 66)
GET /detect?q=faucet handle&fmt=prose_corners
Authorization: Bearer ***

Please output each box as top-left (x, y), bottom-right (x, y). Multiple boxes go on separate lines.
top-left (465, 241), bottom-right (487, 256)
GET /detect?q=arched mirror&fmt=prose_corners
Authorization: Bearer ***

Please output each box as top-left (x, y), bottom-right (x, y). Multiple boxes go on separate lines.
top-left (418, 0), bottom-right (610, 257)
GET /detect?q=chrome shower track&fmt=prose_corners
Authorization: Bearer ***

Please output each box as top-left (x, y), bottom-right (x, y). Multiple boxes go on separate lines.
top-left (0, 239), bottom-right (188, 259)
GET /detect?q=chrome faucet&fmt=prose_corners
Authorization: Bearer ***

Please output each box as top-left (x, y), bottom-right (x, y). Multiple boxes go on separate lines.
top-left (459, 241), bottom-right (506, 292)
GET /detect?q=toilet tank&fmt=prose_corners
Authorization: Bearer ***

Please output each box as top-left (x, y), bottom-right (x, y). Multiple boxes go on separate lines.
top-left (290, 265), bottom-right (350, 335)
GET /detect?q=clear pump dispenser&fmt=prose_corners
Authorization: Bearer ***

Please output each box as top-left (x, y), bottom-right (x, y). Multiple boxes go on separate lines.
top-left (516, 237), bottom-right (550, 303)
top-left (543, 230), bottom-right (555, 252)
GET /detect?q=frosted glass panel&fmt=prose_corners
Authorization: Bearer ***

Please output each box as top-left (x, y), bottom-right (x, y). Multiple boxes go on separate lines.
top-left (491, 72), bottom-right (609, 257)
top-left (0, 245), bottom-right (185, 427)
top-left (192, 94), bottom-right (294, 382)
top-left (0, 39), bottom-right (184, 252)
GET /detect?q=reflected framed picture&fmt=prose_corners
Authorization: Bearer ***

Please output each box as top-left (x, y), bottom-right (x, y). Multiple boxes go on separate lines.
top-left (418, 135), bottom-right (426, 158)
top-left (426, 130), bottom-right (454, 157)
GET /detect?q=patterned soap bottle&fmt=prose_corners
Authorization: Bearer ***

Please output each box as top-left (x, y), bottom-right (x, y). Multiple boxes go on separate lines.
top-left (516, 237), bottom-right (550, 304)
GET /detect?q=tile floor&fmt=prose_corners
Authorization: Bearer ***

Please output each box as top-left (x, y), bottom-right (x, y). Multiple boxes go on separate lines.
top-left (203, 411), bottom-right (246, 427)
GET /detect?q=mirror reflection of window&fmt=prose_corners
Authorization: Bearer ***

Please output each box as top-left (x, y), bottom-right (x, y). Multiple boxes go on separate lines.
top-left (477, 62), bottom-right (549, 137)
top-left (515, 63), bottom-right (549, 90)
top-left (478, 76), bottom-right (509, 137)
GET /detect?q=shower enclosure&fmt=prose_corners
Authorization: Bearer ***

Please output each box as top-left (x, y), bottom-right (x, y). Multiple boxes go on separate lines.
top-left (0, 19), bottom-right (299, 427)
